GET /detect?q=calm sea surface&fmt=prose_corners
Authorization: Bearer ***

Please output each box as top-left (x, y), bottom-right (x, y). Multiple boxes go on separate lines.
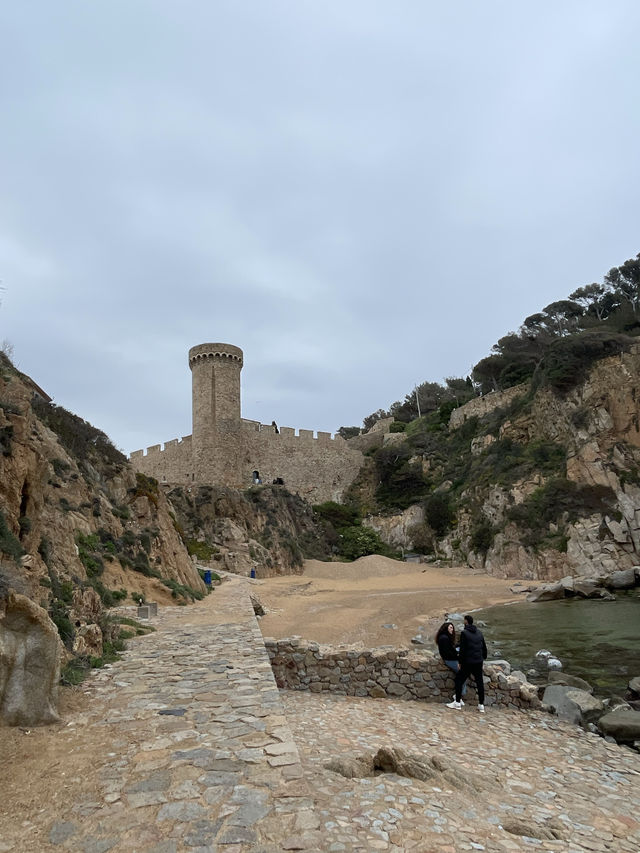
top-left (473, 590), bottom-right (640, 698)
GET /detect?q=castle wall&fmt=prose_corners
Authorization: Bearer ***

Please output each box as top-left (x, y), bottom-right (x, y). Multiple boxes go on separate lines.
top-left (130, 436), bottom-right (194, 484)
top-left (240, 423), bottom-right (364, 503)
top-left (130, 425), bottom-right (364, 503)
top-left (129, 341), bottom-right (366, 503)
top-left (448, 383), bottom-right (529, 430)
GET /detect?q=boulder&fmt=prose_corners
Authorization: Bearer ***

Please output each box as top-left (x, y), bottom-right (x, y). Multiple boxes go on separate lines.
top-left (605, 568), bottom-right (637, 590)
top-left (542, 685), bottom-right (603, 727)
top-left (486, 659), bottom-right (511, 675)
top-left (0, 592), bottom-right (63, 726)
top-left (572, 578), bottom-right (602, 597)
top-left (597, 709), bottom-right (640, 743)
top-left (548, 671), bottom-right (593, 693)
top-left (629, 676), bottom-right (640, 696)
top-left (559, 576), bottom-right (575, 592)
top-left (547, 658), bottom-right (563, 670)
top-left (526, 583), bottom-right (565, 602)
top-left (72, 622), bottom-right (103, 658)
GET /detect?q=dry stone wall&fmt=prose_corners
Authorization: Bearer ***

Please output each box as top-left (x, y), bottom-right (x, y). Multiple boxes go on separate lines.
top-left (265, 637), bottom-right (541, 711)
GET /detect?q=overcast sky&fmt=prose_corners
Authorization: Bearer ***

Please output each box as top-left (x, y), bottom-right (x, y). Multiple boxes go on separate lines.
top-left (1, 2), bottom-right (639, 455)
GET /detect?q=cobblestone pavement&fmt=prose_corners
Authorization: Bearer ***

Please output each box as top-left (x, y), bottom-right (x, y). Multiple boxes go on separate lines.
top-left (5, 579), bottom-right (312, 853)
top-left (3, 577), bottom-right (640, 853)
top-left (281, 691), bottom-right (640, 852)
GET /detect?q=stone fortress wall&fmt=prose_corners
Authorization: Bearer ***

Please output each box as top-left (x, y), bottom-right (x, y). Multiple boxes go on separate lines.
top-left (448, 382), bottom-right (529, 430)
top-left (130, 342), bottom-right (365, 504)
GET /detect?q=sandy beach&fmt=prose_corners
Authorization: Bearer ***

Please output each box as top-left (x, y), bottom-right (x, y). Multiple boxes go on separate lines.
top-left (256, 555), bottom-right (524, 648)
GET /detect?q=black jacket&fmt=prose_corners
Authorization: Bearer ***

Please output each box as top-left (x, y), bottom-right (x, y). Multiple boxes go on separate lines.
top-left (459, 624), bottom-right (488, 665)
top-left (437, 633), bottom-right (458, 662)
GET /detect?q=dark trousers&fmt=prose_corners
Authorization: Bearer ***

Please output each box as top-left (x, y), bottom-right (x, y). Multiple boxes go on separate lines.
top-left (455, 662), bottom-right (484, 704)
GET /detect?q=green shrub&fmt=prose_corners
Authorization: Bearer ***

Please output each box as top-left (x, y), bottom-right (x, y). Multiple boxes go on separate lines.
top-left (52, 458), bottom-right (71, 477)
top-left (76, 533), bottom-right (104, 578)
top-left (389, 421), bottom-right (406, 433)
top-left (534, 331), bottom-right (633, 395)
top-left (423, 492), bottom-right (454, 537)
top-left (338, 525), bottom-right (394, 560)
top-left (313, 501), bottom-right (359, 531)
top-left (49, 599), bottom-right (74, 648)
top-left (31, 397), bottom-right (126, 473)
top-left (186, 539), bottom-right (217, 561)
top-left (0, 510), bottom-right (24, 563)
top-left (0, 425), bottom-right (14, 456)
top-left (60, 658), bottom-right (91, 686)
top-left (507, 478), bottom-right (617, 548)
top-left (0, 400), bottom-right (21, 416)
top-left (130, 473), bottom-right (159, 506)
top-left (469, 518), bottom-right (496, 554)
top-left (38, 536), bottom-right (52, 565)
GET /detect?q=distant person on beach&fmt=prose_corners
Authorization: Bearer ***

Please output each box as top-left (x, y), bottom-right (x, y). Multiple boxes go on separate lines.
top-left (447, 614), bottom-right (487, 713)
top-left (435, 621), bottom-right (466, 701)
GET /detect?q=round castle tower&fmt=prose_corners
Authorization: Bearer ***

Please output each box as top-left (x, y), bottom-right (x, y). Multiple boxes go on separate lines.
top-left (188, 343), bottom-right (244, 486)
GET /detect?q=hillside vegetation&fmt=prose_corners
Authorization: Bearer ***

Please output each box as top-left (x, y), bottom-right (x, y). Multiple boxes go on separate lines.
top-left (340, 252), bottom-right (640, 578)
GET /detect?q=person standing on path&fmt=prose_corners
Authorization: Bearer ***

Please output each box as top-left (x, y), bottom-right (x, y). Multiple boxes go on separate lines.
top-left (435, 621), bottom-right (466, 701)
top-left (447, 614), bottom-right (487, 712)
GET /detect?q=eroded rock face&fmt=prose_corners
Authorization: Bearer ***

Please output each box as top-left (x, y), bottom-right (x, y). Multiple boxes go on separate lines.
top-left (325, 746), bottom-right (499, 794)
top-left (0, 592), bottom-right (63, 726)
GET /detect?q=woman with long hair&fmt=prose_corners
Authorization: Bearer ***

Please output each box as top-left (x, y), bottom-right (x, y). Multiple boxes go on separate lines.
top-left (435, 620), bottom-right (466, 701)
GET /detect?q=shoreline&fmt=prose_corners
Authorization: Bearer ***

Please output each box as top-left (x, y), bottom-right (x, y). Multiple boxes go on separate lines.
top-left (256, 554), bottom-right (527, 649)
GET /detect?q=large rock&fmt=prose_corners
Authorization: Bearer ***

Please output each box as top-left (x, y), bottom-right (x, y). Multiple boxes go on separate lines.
top-left (548, 671), bottom-right (593, 693)
top-left (542, 685), bottom-right (603, 726)
top-left (597, 709), bottom-right (640, 743)
top-left (605, 568), bottom-right (637, 590)
top-left (526, 583), bottom-right (565, 602)
top-left (0, 592), bottom-right (63, 726)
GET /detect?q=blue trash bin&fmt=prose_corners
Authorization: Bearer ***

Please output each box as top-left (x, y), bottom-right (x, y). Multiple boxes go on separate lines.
top-left (203, 570), bottom-right (212, 585)
top-left (250, 568), bottom-right (256, 579)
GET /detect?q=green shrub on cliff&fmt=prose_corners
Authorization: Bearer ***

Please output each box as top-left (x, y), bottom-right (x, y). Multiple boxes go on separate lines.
top-left (507, 478), bottom-right (618, 548)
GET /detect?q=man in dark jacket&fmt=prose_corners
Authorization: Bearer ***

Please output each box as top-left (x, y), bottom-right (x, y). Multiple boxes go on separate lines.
top-left (446, 614), bottom-right (487, 712)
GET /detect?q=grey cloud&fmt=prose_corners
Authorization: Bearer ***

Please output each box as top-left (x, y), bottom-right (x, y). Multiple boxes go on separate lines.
top-left (1, 1), bottom-right (639, 453)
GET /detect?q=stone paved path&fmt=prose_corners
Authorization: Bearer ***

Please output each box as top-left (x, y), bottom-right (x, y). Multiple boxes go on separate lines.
top-left (282, 691), bottom-right (640, 852)
top-left (3, 576), bottom-right (640, 853)
top-left (4, 579), bottom-right (314, 853)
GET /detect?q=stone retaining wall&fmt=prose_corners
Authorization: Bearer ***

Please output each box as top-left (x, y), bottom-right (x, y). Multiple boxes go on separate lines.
top-left (264, 637), bottom-right (541, 711)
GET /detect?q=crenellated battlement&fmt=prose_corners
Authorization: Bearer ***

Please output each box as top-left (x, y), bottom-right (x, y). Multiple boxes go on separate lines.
top-left (188, 342), bottom-right (243, 369)
top-left (240, 419), bottom-right (344, 443)
top-left (130, 341), bottom-right (364, 502)
top-left (130, 435), bottom-right (193, 459)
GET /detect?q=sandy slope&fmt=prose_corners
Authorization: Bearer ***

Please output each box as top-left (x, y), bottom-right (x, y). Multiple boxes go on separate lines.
top-left (256, 555), bottom-right (523, 648)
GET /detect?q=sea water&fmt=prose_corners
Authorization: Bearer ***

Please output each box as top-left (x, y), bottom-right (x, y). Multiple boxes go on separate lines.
top-left (474, 589), bottom-right (640, 698)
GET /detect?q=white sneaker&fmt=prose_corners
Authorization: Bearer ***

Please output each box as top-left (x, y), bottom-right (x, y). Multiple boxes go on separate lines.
top-left (478, 704), bottom-right (485, 713)
top-left (452, 695), bottom-right (465, 706)
top-left (446, 700), bottom-right (462, 710)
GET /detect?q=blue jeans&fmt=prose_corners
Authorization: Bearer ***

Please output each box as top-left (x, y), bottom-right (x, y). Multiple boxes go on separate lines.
top-left (444, 660), bottom-right (467, 696)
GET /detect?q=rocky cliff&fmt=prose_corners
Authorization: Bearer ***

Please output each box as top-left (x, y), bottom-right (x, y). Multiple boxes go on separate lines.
top-left (166, 482), bottom-right (333, 577)
top-left (362, 345), bottom-right (640, 580)
top-left (0, 353), bottom-right (205, 699)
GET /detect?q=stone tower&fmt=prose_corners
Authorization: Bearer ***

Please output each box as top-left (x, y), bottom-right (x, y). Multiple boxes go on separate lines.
top-left (188, 342), bottom-right (244, 486)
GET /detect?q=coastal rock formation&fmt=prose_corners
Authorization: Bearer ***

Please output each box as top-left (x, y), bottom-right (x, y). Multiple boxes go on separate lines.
top-left (0, 353), bottom-right (206, 717)
top-left (362, 347), bottom-right (640, 581)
